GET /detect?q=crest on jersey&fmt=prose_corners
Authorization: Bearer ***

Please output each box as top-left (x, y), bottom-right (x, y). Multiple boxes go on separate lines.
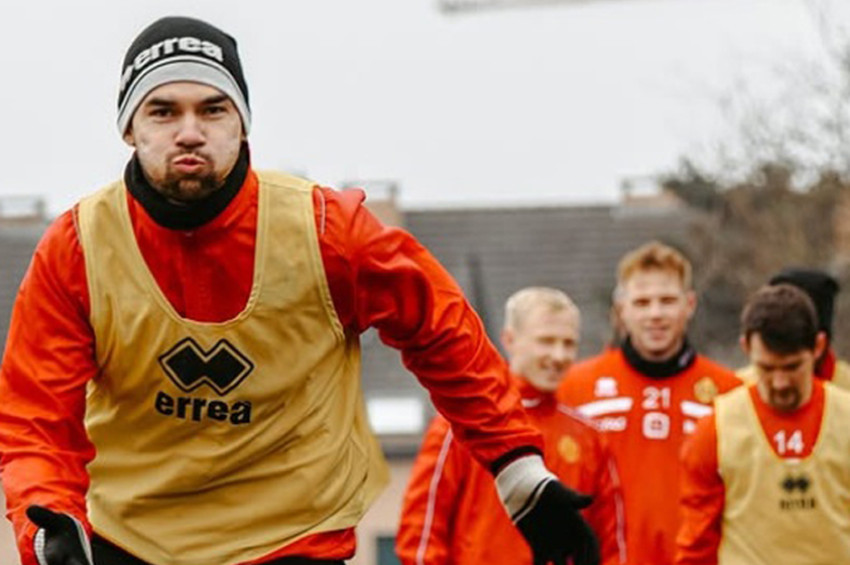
top-left (558, 435), bottom-right (581, 464)
top-left (693, 377), bottom-right (719, 404)
top-left (594, 376), bottom-right (618, 398)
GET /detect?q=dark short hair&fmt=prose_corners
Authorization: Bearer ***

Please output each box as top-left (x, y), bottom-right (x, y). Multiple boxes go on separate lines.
top-left (741, 284), bottom-right (819, 354)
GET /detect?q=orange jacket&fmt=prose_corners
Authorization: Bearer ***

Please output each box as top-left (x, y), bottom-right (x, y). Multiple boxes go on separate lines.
top-left (396, 376), bottom-right (626, 565)
top-left (0, 170), bottom-right (543, 564)
top-left (557, 347), bottom-right (740, 565)
top-left (676, 382), bottom-right (826, 565)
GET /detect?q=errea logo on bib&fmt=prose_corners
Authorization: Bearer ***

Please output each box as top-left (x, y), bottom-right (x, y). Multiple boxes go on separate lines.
top-left (120, 36), bottom-right (224, 94)
top-left (158, 337), bottom-right (253, 395)
top-left (155, 337), bottom-right (254, 425)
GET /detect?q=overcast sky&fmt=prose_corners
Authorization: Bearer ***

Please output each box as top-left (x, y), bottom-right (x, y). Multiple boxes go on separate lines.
top-left (0, 0), bottom-right (840, 215)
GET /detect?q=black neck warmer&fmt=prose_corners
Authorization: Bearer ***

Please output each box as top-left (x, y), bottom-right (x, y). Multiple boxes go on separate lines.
top-left (124, 144), bottom-right (250, 231)
top-left (621, 336), bottom-right (697, 379)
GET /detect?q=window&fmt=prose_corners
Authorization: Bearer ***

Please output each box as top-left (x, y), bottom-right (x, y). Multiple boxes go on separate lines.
top-left (377, 535), bottom-right (401, 565)
top-left (367, 396), bottom-right (424, 435)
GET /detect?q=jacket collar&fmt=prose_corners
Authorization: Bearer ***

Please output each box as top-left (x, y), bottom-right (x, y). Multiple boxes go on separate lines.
top-left (620, 336), bottom-right (697, 378)
top-left (124, 143), bottom-right (250, 231)
top-left (513, 374), bottom-right (557, 410)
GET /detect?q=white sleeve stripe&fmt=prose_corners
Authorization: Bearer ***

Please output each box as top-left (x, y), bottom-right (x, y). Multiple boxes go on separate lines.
top-left (681, 400), bottom-right (713, 418)
top-left (415, 428), bottom-right (454, 565)
top-left (576, 397), bottom-right (634, 418)
top-left (609, 459), bottom-right (628, 564)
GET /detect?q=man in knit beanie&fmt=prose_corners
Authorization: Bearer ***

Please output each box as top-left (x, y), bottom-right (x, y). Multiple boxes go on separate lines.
top-left (117, 16), bottom-right (251, 137)
top-left (0, 16), bottom-right (600, 565)
top-left (737, 268), bottom-right (850, 389)
top-left (117, 16), bottom-right (252, 209)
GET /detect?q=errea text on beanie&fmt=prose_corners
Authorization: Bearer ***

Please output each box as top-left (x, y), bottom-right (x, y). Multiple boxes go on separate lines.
top-left (117, 16), bottom-right (251, 135)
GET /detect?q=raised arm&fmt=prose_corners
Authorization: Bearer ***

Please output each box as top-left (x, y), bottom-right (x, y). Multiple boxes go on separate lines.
top-left (315, 186), bottom-right (542, 468)
top-left (316, 186), bottom-right (599, 565)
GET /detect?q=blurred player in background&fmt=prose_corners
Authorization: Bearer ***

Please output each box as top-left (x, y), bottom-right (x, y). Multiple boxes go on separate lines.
top-left (677, 284), bottom-right (850, 564)
top-left (558, 241), bottom-right (741, 565)
top-left (397, 287), bottom-right (625, 565)
top-left (737, 267), bottom-right (850, 389)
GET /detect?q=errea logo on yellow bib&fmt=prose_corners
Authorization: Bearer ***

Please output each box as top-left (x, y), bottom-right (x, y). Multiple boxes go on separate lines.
top-left (159, 337), bottom-right (253, 395)
top-left (155, 338), bottom-right (254, 425)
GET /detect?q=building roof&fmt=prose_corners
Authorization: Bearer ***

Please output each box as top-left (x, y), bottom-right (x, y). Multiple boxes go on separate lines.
top-left (0, 223), bottom-right (46, 353)
top-left (408, 202), bottom-right (692, 350)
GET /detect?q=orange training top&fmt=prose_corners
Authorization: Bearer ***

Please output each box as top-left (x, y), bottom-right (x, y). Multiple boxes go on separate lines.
top-left (397, 376), bottom-right (626, 565)
top-left (0, 169), bottom-right (543, 564)
top-left (558, 347), bottom-right (740, 565)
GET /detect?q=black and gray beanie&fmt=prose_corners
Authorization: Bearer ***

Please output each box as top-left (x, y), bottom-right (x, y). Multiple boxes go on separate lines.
top-left (769, 268), bottom-right (840, 337)
top-left (117, 16), bottom-right (251, 134)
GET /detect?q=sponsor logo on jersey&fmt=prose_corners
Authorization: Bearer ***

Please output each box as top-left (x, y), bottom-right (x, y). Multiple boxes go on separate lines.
top-left (693, 376), bottom-right (719, 404)
top-left (159, 338), bottom-right (253, 395)
top-left (594, 376), bottom-right (618, 398)
top-left (596, 416), bottom-right (627, 432)
top-left (154, 392), bottom-right (252, 425)
top-left (779, 473), bottom-right (816, 510)
top-left (558, 435), bottom-right (581, 464)
top-left (155, 338), bottom-right (255, 425)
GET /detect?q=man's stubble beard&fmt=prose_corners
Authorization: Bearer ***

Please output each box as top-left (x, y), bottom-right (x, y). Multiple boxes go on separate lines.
top-left (157, 167), bottom-right (224, 203)
top-left (770, 387), bottom-right (801, 412)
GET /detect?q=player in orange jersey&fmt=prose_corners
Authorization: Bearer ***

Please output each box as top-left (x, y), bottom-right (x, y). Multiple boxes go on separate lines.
top-left (397, 287), bottom-right (625, 565)
top-left (558, 241), bottom-right (741, 565)
top-left (677, 284), bottom-right (850, 564)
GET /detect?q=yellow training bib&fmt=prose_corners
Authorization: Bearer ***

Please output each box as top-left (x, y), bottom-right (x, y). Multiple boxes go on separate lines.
top-left (78, 172), bottom-right (389, 565)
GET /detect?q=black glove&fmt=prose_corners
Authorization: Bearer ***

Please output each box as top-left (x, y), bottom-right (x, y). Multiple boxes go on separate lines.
top-left (516, 479), bottom-right (600, 565)
top-left (495, 455), bottom-right (600, 565)
top-left (26, 505), bottom-right (93, 565)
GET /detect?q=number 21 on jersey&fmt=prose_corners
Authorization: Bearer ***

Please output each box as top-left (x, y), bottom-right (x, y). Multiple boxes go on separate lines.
top-left (642, 386), bottom-right (671, 440)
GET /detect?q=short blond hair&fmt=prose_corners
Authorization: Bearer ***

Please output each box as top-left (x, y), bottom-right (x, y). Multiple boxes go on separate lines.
top-left (504, 287), bottom-right (580, 332)
top-left (617, 241), bottom-right (692, 290)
